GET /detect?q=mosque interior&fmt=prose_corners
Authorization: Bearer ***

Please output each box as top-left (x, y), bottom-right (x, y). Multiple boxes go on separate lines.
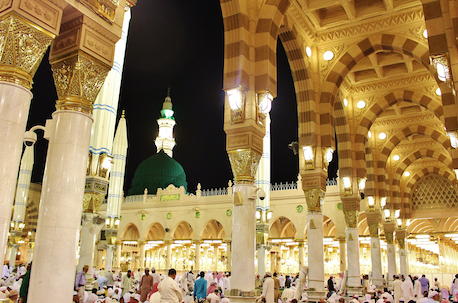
top-left (2, 0), bottom-right (458, 301)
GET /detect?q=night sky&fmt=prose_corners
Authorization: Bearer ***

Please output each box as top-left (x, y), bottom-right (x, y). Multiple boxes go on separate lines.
top-left (26, 1), bottom-right (336, 193)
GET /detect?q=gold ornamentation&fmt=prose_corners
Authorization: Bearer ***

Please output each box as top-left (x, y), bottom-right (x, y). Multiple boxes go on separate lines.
top-left (343, 209), bottom-right (359, 228)
top-left (385, 231), bottom-right (394, 244)
top-left (303, 188), bottom-right (324, 213)
top-left (368, 222), bottom-right (379, 238)
top-left (105, 229), bottom-right (118, 245)
top-left (83, 192), bottom-right (105, 213)
top-left (77, 0), bottom-right (119, 23)
top-left (0, 13), bottom-right (54, 89)
top-left (51, 51), bottom-right (110, 114)
top-left (227, 148), bottom-right (261, 184)
top-left (398, 237), bottom-right (406, 249)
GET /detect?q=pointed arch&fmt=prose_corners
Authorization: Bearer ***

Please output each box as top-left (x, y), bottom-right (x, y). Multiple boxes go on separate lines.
top-left (120, 223), bottom-right (140, 241)
top-left (172, 221), bottom-right (194, 240)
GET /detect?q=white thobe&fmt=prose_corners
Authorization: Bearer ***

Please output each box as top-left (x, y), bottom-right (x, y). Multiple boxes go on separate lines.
top-left (158, 276), bottom-right (183, 303)
top-left (402, 279), bottom-right (415, 302)
top-left (207, 292), bottom-right (221, 303)
top-left (414, 280), bottom-right (422, 298)
top-left (393, 279), bottom-right (403, 303)
top-left (279, 275), bottom-right (285, 288)
top-left (223, 277), bottom-right (231, 290)
top-left (261, 277), bottom-right (275, 303)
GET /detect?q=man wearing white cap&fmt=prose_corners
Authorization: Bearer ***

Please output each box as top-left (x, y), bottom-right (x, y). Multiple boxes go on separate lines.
top-left (393, 275), bottom-right (403, 303)
top-left (423, 291), bottom-right (440, 303)
top-left (259, 272), bottom-right (275, 303)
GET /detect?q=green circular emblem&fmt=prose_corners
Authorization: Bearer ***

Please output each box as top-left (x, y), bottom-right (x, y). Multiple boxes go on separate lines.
top-left (141, 214), bottom-right (146, 220)
top-left (225, 209), bottom-right (232, 217)
top-left (166, 212), bottom-right (172, 220)
top-left (119, 215), bottom-right (122, 220)
top-left (296, 205), bottom-right (304, 213)
top-left (195, 211), bottom-right (201, 219)
top-left (336, 202), bottom-right (343, 211)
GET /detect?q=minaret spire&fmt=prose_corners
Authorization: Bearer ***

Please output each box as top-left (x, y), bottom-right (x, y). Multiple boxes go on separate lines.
top-left (155, 87), bottom-right (176, 157)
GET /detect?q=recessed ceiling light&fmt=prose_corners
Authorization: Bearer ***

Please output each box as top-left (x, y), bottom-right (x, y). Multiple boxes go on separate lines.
top-left (379, 132), bottom-right (387, 140)
top-left (343, 98), bottom-right (348, 107)
top-left (306, 46), bottom-right (312, 58)
top-left (368, 131), bottom-right (372, 138)
top-left (323, 51), bottom-right (334, 61)
top-left (436, 87), bottom-right (442, 96)
top-left (357, 100), bottom-right (366, 109)
top-left (423, 29), bottom-right (428, 38)
top-left (393, 155), bottom-right (400, 161)
top-left (404, 171), bottom-right (411, 177)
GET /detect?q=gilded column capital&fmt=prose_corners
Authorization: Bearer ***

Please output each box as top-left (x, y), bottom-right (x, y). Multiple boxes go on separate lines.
top-left (83, 192), bottom-right (106, 213)
top-left (0, 13), bottom-right (54, 90)
top-left (227, 148), bottom-right (261, 185)
top-left (343, 209), bottom-right (359, 228)
top-left (368, 222), bottom-right (379, 238)
top-left (336, 236), bottom-right (346, 243)
top-left (396, 230), bottom-right (408, 249)
top-left (385, 231), bottom-right (394, 245)
top-left (51, 51), bottom-right (110, 114)
top-left (164, 240), bottom-right (172, 245)
top-left (304, 188), bottom-right (325, 213)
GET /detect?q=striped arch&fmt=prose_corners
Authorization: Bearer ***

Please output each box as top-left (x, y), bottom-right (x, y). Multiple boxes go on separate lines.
top-left (407, 219), bottom-right (436, 234)
top-left (439, 217), bottom-right (458, 232)
top-left (319, 34), bottom-right (439, 149)
top-left (278, 21), bottom-right (316, 147)
top-left (365, 139), bottom-right (376, 197)
top-left (421, 0), bottom-right (458, 122)
top-left (219, 0), bottom-right (250, 89)
top-left (355, 90), bottom-right (444, 156)
top-left (390, 151), bottom-right (452, 207)
top-left (254, 0), bottom-right (290, 95)
top-left (323, 216), bottom-right (336, 237)
top-left (375, 125), bottom-right (452, 203)
top-left (402, 167), bottom-right (458, 215)
top-left (334, 98), bottom-right (355, 179)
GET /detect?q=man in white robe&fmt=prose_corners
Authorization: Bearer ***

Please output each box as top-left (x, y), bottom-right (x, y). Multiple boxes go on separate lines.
top-left (401, 276), bottom-right (415, 302)
top-left (260, 272), bottom-right (275, 303)
top-left (413, 276), bottom-right (422, 299)
top-left (158, 268), bottom-right (183, 303)
top-left (205, 271), bottom-right (213, 290)
top-left (279, 275), bottom-right (285, 288)
top-left (393, 276), bottom-right (403, 303)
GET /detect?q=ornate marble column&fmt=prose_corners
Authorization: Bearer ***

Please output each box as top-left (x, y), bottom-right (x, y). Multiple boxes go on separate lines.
top-left (368, 219), bottom-right (383, 287)
top-left (78, 213), bottom-right (105, 284)
top-left (344, 208), bottom-right (362, 291)
top-left (226, 240), bottom-right (232, 272)
top-left (194, 240), bottom-right (201, 272)
top-left (106, 245), bottom-right (114, 270)
top-left (227, 149), bottom-right (261, 299)
top-left (9, 244), bottom-right (19, 267)
top-left (396, 230), bottom-right (408, 277)
top-left (257, 242), bottom-right (267, 276)
top-left (115, 241), bottom-right (122, 269)
top-left (305, 189), bottom-right (325, 293)
top-left (0, 12), bottom-right (56, 268)
top-left (384, 225), bottom-right (396, 287)
top-left (27, 13), bottom-right (120, 301)
top-left (337, 237), bottom-right (346, 273)
top-left (213, 244), bottom-right (219, 272)
top-left (166, 241), bottom-right (172, 269)
top-left (139, 241), bottom-right (146, 270)
top-left (297, 239), bottom-right (305, 272)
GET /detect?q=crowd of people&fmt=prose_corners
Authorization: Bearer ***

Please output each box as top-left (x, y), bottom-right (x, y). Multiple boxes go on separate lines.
top-left (71, 267), bottom-right (232, 303)
top-left (1, 263), bottom-right (32, 303)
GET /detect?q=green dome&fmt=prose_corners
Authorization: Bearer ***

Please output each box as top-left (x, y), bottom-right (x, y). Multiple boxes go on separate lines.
top-left (127, 150), bottom-right (188, 195)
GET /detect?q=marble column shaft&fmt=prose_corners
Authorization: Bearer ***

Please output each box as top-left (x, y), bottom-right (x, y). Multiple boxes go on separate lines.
top-left (298, 241), bottom-right (305, 271)
top-left (370, 236), bottom-right (383, 286)
top-left (9, 244), bottom-right (19, 267)
top-left (27, 248), bottom-right (34, 264)
top-left (195, 242), bottom-right (201, 271)
top-left (139, 242), bottom-right (146, 269)
top-left (307, 213), bottom-right (324, 291)
top-left (346, 228), bottom-right (361, 287)
top-left (115, 242), bottom-right (122, 268)
top-left (213, 245), bottom-right (219, 272)
top-left (166, 242), bottom-right (172, 269)
top-left (28, 110), bottom-right (93, 303)
top-left (226, 241), bottom-right (232, 272)
top-left (257, 245), bottom-right (266, 276)
top-left (78, 214), bottom-right (104, 273)
top-left (231, 184), bottom-right (256, 292)
top-left (339, 238), bottom-right (347, 272)
top-left (106, 245), bottom-right (114, 270)
top-left (399, 249), bottom-right (408, 277)
top-left (0, 83), bottom-right (33, 268)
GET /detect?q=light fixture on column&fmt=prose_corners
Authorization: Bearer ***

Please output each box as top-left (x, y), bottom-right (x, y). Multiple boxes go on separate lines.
top-left (227, 87), bottom-right (245, 124)
top-left (430, 53), bottom-right (454, 91)
top-left (380, 197), bottom-right (387, 208)
top-left (394, 209), bottom-right (401, 219)
top-left (447, 131), bottom-right (458, 149)
top-left (266, 210), bottom-right (273, 221)
top-left (322, 147), bottom-right (334, 171)
top-left (256, 91), bottom-right (273, 127)
top-left (98, 153), bottom-right (114, 178)
top-left (342, 177), bottom-right (352, 195)
top-left (358, 177), bottom-right (366, 192)
top-left (302, 146), bottom-right (316, 170)
top-left (255, 209), bottom-right (262, 223)
top-left (384, 209), bottom-right (391, 222)
top-left (367, 196), bottom-right (375, 211)
top-left (396, 218), bottom-right (403, 229)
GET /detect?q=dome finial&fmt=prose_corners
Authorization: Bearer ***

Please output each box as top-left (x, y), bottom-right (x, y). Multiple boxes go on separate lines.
top-left (167, 86), bottom-right (171, 97)
top-left (121, 109), bottom-right (125, 118)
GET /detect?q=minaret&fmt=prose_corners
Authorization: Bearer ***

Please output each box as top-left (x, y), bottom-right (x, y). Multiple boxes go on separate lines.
top-left (155, 88), bottom-right (176, 157)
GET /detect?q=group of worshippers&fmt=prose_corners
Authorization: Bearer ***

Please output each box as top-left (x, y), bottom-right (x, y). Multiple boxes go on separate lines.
top-left (258, 267), bottom-right (309, 303)
top-left (1, 263), bottom-right (32, 303)
top-left (73, 267), bottom-right (232, 303)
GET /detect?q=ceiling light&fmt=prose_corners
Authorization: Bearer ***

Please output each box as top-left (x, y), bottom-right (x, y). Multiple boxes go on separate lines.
top-left (436, 88), bottom-right (442, 96)
top-left (323, 51), bottom-right (334, 61)
top-left (423, 29), bottom-right (428, 39)
top-left (368, 131), bottom-right (371, 138)
top-left (393, 155), bottom-right (400, 161)
top-left (343, 98), bottom-right (348, 107)
top-left (306, 46), bottom-right (312, 58)
top-left (379, 132), bottom-right (387, 140)
top-left (404, 171), bottom-right (410, 177)
top-left (357, 100), bottom-right (366, 109)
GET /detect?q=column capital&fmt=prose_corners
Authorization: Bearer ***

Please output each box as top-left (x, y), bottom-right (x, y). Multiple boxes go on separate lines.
top-left (368, 222), bottom-right (380, 238)
top-left (304, 188), bottom-right (325, 213)
top-left (223, 239), bottom-right (232, 244)
top-left (396, 230), bottom-right (408, 249)
top-left (0, 13), bottom-right (55, 90)
top-left (335, 236), bottom-right (346, 243)
top-left (343, 209), bottom-right (359, 228)
top-left (137, 240), bottom-right (146, 246)
top-left (164, 240), bottom-right (172, 245)
top-left (227, 148), bottom-right (261, 185)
